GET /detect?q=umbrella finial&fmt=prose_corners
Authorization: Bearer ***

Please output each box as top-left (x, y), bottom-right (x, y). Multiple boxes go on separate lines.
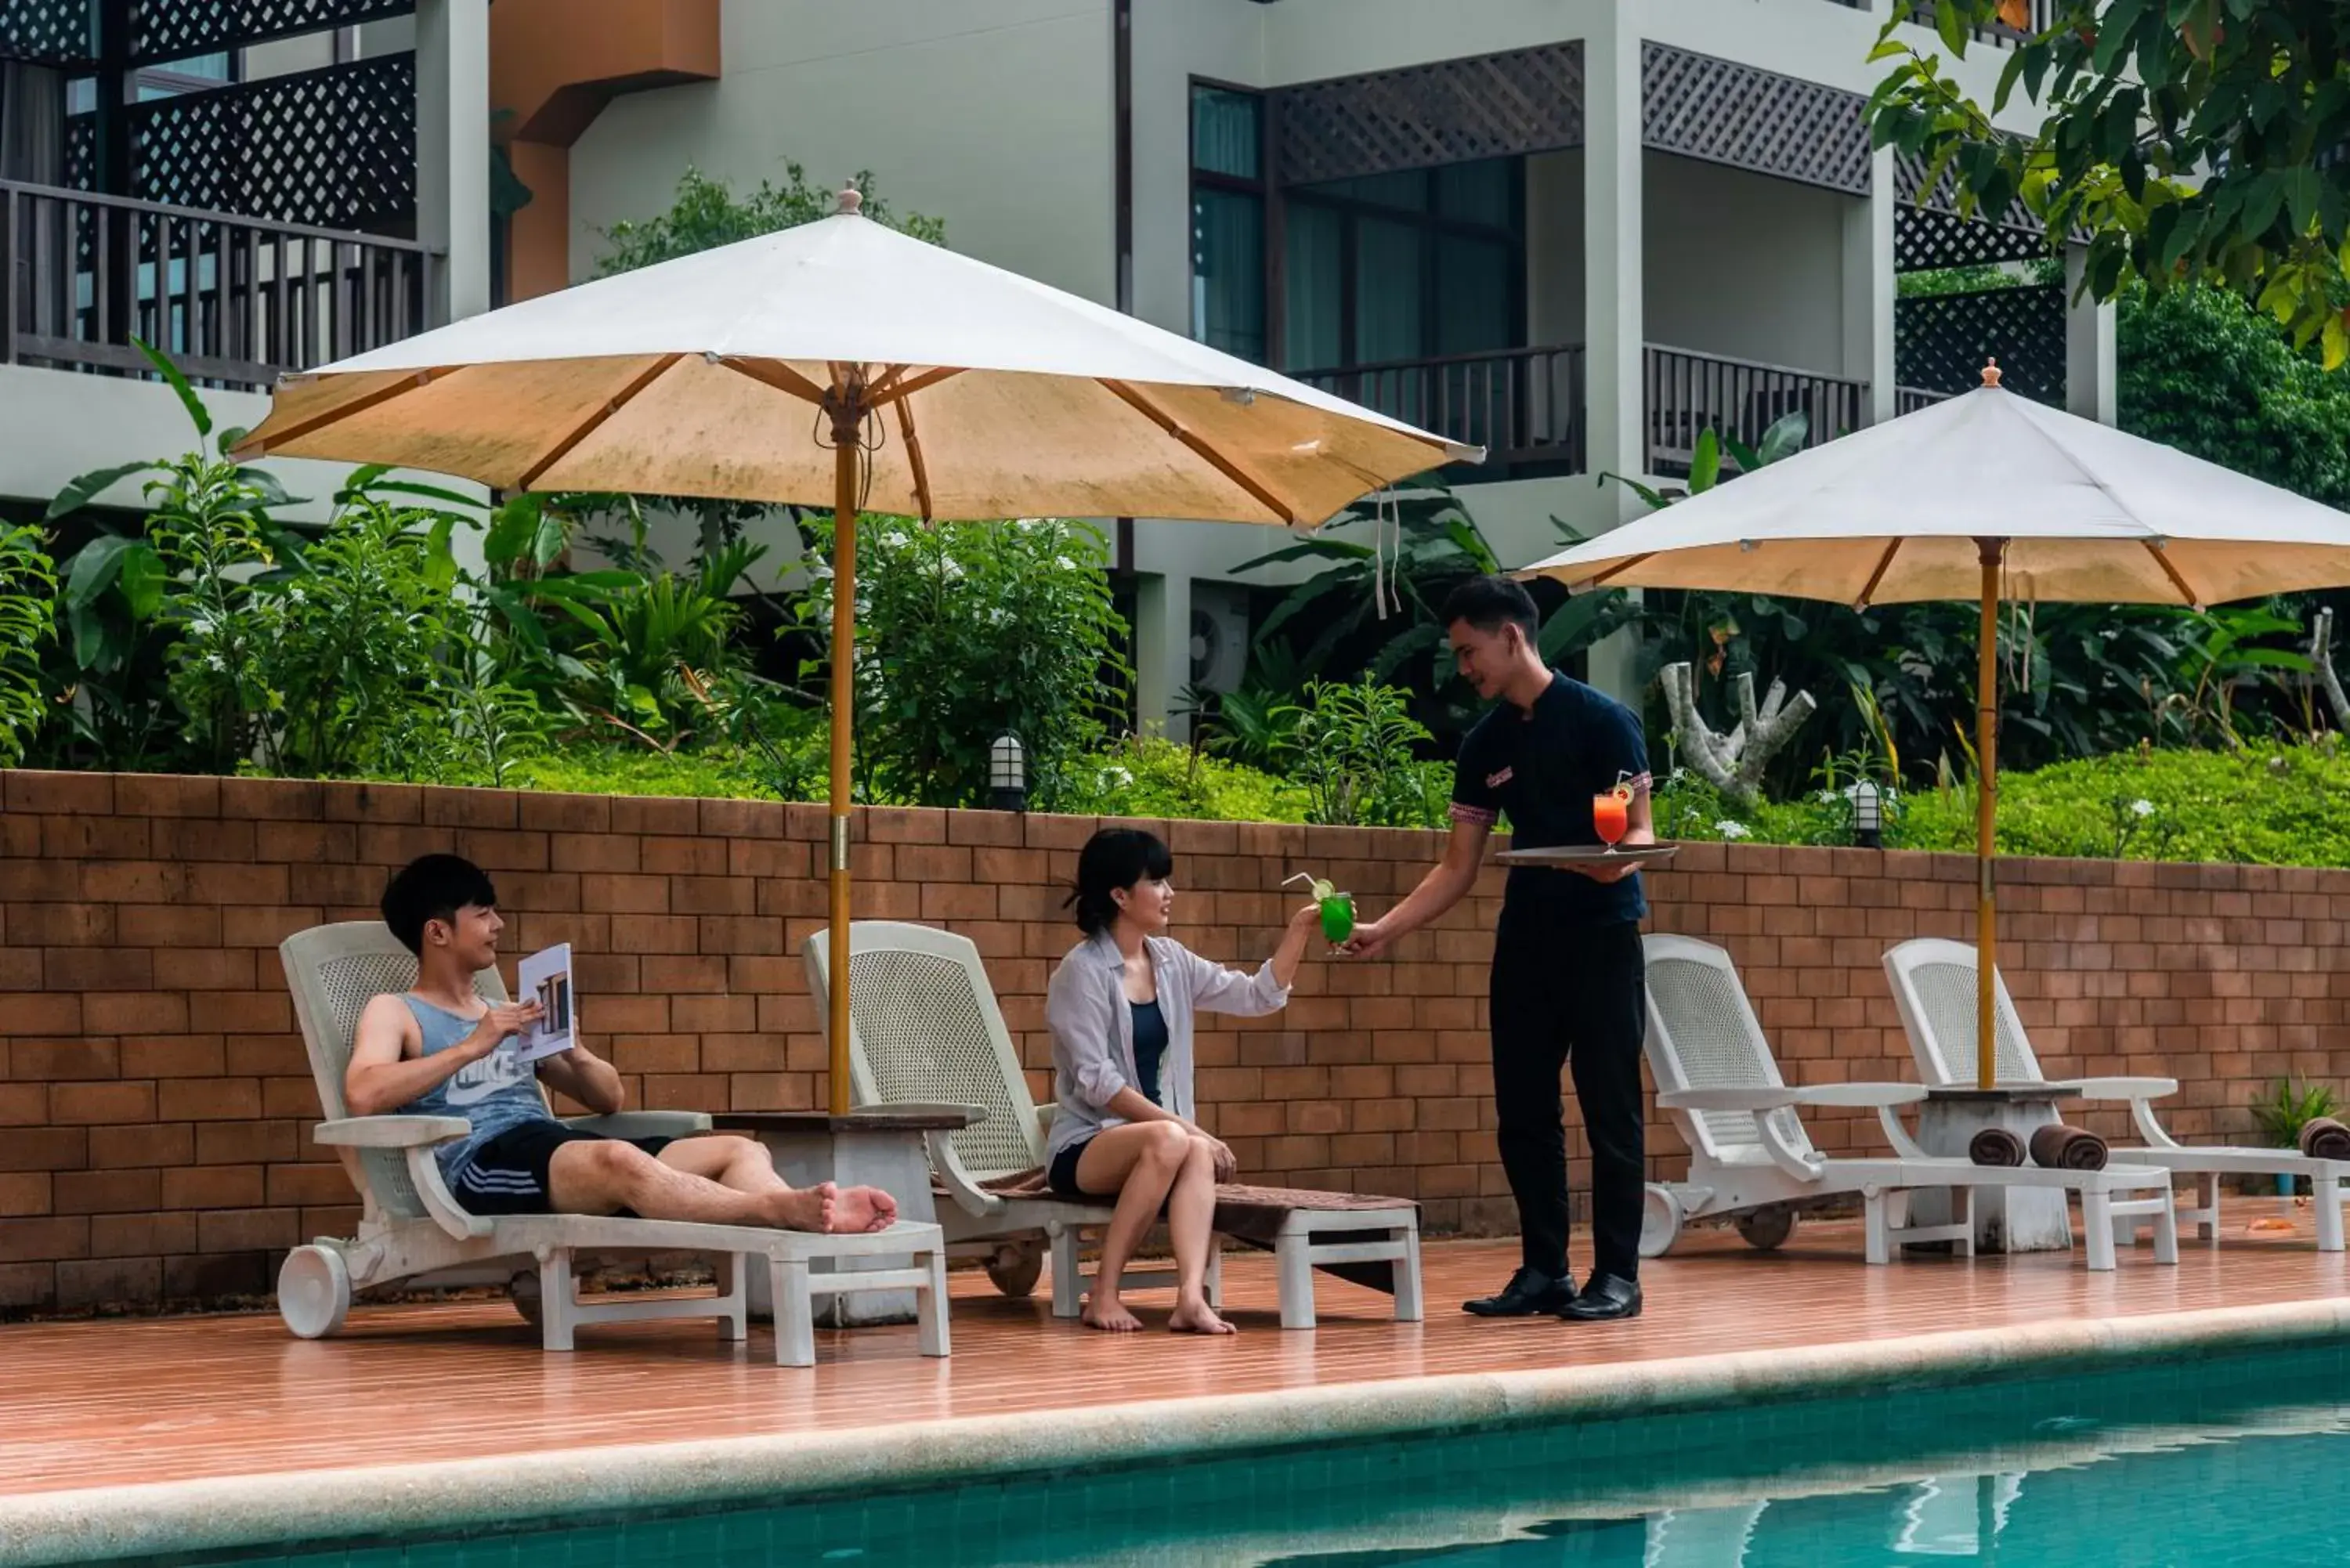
top-left (1981, 357), bottom-right (2003, 388)
top-left (836, 183), bottom-right (864, 217)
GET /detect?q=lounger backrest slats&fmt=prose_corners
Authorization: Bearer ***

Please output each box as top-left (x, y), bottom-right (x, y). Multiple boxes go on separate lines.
top-left (1883, 938), bottom-right (2042, 1087)
top-left (803, 922), bottom-right (1045, 1181)
top-left (1641, 934), bottom-right (1813, 1166)
top-left (280, 922), bottom-right (510, 1224)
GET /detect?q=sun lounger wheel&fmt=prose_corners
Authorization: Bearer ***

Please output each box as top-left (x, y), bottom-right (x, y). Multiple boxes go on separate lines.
top-left (279, 1244), bottom-right (351, 1339)
top-left (1639, 1184), bottom-right (1684, 1259)
top-left (1734, 1205), bottom-right (1798, 1251)
top-left (509, 1270), bottom-right (543, 1325)
top-left (985, 1240), bottom-right (1045, 1298)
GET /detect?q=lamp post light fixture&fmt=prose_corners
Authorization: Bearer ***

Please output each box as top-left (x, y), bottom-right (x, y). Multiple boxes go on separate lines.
top-left (989, 732), bottom-right (1028, 813)
top-left (1849, 777), bottom-right (1883, 849)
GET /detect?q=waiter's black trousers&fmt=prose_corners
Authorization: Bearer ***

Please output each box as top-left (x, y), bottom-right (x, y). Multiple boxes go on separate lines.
top-left (1488, 916), bottom-right (1647, 1283)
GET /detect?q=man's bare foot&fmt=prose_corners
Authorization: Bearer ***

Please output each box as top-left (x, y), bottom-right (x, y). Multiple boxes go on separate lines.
top-left (768, 1182), bottom-right (837, 1232)
top-left (1082, 1296), bottom-right (1144, 1332)
top-left (831, 1185), bottom-right (897, 1234)
top-left (1169, 1298), bottom-right (1236, 1335)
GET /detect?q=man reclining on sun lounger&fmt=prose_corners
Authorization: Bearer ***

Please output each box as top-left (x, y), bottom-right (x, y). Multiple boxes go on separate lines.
top-left (347, 853), bottom-right (895, 1234)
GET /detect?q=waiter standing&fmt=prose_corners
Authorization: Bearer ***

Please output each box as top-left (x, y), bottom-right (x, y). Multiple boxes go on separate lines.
top-left (1345, 576), bottom-right (1652, 1322)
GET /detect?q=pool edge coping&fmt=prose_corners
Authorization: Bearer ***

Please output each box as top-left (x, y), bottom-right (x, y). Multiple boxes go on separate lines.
top-left (7, 1294), bottom-right (2349, 1566)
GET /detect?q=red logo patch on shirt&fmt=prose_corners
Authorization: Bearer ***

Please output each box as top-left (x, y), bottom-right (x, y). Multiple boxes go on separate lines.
top-left (1486, 767), bottom-right (1514, 789)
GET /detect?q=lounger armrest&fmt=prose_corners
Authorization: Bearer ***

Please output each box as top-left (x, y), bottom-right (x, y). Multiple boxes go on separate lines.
top-left (1659, 1084), bottom-right (1925, 1112)
top-left (2071, 1076), bottom-right (2178, 1102)
top-left (314, 1115), bottom-right (472, 1149)
top-left (563, 1111), bottom-right (713, 1140)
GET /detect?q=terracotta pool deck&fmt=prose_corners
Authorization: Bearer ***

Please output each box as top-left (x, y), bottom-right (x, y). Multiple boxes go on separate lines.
top-left (3, 1202), bottom-right (2345, 1512)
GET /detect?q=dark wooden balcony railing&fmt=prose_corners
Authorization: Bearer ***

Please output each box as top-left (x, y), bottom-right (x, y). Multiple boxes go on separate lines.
top-left (1, 180), bottom-right (436, 392)
top-left (1644, 344), bottom-right (1867, 475)
top-left (1905, 0), bottom-right (2050, 47)
top-left (1896, 384), bottom-right (1955, 415)
top-left (1291, 343), bottom-right (1587, 473)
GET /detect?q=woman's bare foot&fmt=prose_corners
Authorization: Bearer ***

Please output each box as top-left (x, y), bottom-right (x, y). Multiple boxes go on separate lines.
top-left (831, 1185), bottom-right (898, 1234)
top-left (1082, 1295), bottom-right (1144, 1332)
top-left (1169, 1297), bottom-right (1237, 1335)
top-left (768, 1182), bottom-right (837, 1232)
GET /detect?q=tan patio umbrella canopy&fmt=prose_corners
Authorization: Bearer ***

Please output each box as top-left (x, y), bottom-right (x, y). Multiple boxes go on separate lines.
top-left (1524, 365), bottom-right (2350, 1089)
top-left (236, 189), bottom-right (1477, 1115)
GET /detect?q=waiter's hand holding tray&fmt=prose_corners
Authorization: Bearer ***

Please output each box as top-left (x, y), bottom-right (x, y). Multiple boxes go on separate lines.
top-left (1495, 842), bottom-right (1679, 867)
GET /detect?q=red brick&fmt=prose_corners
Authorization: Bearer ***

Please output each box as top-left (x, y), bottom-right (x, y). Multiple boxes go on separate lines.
top-left (197, 1120), bottom-right (301, 1164)
top-left (194, 1208), bottom-right (301, 1252)
top-left (699, 798), bottom-right (786, 839)
top-left (49, 1081), bottom-right (156, 1124)
top-left (188, 992), bottom-right (291, 1034)
top-left (0, 1262), bottom-right (54, 1307)
top-left (642, 836), bottom-right (728, 875)
top-left (0, 1125), bottom-right (85, 1169)
top-left (157, 1078), bottom-right (264, 1122)
top-left (221, 906), bottom-right (327, 948)
top-left (609, 797), bottom-right (700, 835)
top-left (642, 956), bottom-right (726, 993)
top-left (161, 1165), bottom-right (266, 1209)
top-left (518, 793), bottom-right (613, 833)
top-left (88, 1121), bottom-right (196, 1167)
top-left (266, 1164), bottom-right (360, 1206)
top-left (113, 774), bottom-right (221, 817)
top-left (6, 1038), bottom-right (119, 1079)
top-left (0, 948), bottom-right (34, 990)
top-left (53, 1168), bottom-right (161, 1213)
top-left (671, 876), bottom-right (754, 915)
top-left (117, 904), bottom-right (224, 947)
top-left (221, 776), bottom-right (322, 821)
top-left (81, 992), bottom-right (189, 1034)
top-left (56, 1256), bottom-right (163, 1310)
top-left (457, 828), bottom-right (549, 871)
top-left (8, 902), bottom-right (115, 945)
top-left (697, 916), bottom-right (783, 955)
top-left (88, 1212), bottom-right (197, 1258)
top-left (0, 1172), bottom-right (51, 1216)
top-left (152, 948), bottom-right (258, 991)
top-left (154, 817), bottom-right (256, 862)
top-left (552, 833), bottom-right (640, 873)
top-left (581, 873), bottom-right (670, 913)
top-left (4, 770), bottom-right (111, 814)
top-left (164, 1251), bottom-right (269, 1299)
top-left (0, 857), bottom-right (80, 901)
top-left (0, 1216), bottom-right (89, 1262)
top-left (42, 947), bottom-right (152, 991)
top-left (288, 862), bottom-right (389, 905)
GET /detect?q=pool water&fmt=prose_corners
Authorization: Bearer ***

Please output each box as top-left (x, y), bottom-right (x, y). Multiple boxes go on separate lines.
top-left (232, 1342), bottom-right (2350, 1567)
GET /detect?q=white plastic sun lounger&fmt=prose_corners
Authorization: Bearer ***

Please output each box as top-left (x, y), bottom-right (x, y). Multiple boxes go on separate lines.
top-left (1640, 934), bottom-right (2178, 1270)
top-left (278, 921), bottom-right (949, 1366)
top-left (1885, 936), bottom-right (2348, 1252)
top-left (805, 920), bottom-right (1423, 1328)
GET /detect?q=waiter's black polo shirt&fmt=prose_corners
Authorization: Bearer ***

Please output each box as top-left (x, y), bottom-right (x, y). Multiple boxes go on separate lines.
top-left (1449, 670), bottom-right (1651, 929)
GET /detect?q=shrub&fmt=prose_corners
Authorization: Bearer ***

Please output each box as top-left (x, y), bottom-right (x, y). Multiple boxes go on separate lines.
top-left (1057, 735), bottom-right (1309, 825)
top-left (1289, 676), bottom-right (1452, 829)
top-left (0, 525), bottom-right (53, 767)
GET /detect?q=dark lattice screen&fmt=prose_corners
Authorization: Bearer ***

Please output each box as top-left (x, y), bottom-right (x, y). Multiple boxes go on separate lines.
top-left (1896, 284), bottom-right (2064, 403)
top-left (1273, 43), bottom-right (1584, 186)
top-left (1641, 43), bottom-right (1869, 196)
top-left (1894, 146), bottom-right (2055, 270)
top-left (129, 0), bottom-right (413, 65)
top-left (0, 0), bottom-right (93, 65)
top-left (129, 55), bottom-right (414, 229)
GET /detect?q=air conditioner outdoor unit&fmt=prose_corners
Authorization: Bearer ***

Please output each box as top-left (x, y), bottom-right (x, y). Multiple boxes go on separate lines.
top-left (1188, 581), bottom-right (1251, 694)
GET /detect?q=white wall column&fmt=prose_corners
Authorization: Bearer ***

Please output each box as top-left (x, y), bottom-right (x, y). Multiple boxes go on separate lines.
top-left (1847, 146), bottom-right (1896, 427)
top-left (1133, 569), bottom-right (1194, 742)
top-left (2064, 246), bottom-right (2118, 425)
top-left (416, 0), bottom-right (491, 324)
top-left (1582, 5), bottom-right (1647, 706)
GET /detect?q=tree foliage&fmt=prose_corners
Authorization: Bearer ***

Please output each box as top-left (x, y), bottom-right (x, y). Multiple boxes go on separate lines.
top-left (595, 164), bottom-right (945, 277)
top-left (1868, 0), bottom-right (2350, 364)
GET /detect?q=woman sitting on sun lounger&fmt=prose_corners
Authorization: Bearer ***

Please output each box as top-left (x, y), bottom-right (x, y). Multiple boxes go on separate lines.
top-left (1044, 828), bottom-right (1323, 1334)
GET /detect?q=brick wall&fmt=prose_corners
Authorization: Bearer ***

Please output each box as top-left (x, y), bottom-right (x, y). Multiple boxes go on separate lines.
top-left (2, 768), bottom-right (2345, 1313)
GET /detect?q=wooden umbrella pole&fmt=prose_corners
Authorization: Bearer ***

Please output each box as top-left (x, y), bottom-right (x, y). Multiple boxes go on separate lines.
top-left (1974, 538), bottom-right (2004, 1090)
top-left (826, 385), bottom-right (864, 1118)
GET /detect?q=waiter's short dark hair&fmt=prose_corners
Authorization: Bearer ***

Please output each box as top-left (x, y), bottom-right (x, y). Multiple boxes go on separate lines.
top-left (381, 854), bottom-right (497, 955)
top-left (1441, 574), bottom-right (1539, 638)
top-left (1068, 828), bottom-right (1174, 936)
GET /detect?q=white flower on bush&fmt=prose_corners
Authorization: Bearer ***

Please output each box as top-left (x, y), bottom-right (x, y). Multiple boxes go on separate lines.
top-left (2130, 798), bottom-right (2155, 819)
top-left (1818, 788), bottom-right (1839, 804)
top-left (1716, 820), bottom-right (1751, 840)
top-left (1098, 766), bottom-right (1133, 790)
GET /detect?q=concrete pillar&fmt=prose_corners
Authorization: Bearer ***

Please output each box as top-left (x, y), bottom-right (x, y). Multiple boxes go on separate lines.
top-left (1581, 7), bottom-right (1647, 708)
top-left (2064, 246), bottom-right (2117, 425)
top-left (416, 0), bottom-right (492, 324)
top-left (1847, 146), bottom-right (1896, 427)
top-left (1133, 570), bottom-right (1194, 742)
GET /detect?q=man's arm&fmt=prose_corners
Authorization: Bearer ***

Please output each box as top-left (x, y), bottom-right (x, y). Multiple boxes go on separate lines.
top-left (1343, 818), bottom-right (1491, 959)
top-left (533, 1039), bottom-right (625, 1116)
top-left (343, 994), bottom-right (531, 1117)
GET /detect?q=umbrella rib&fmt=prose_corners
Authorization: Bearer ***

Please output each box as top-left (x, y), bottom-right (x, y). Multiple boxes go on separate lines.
top-left (1853, 538), bottom-right (1903, 610)
top-left (895, 396), bottom-right (933, 522)
top-left (866, 367), bottom-right (962, 410)
top-left (2142, 540), bottom-right (2204, 609)
top-left (1098, 378), bottom-right (1301, 524)
top-left (230, 367), bottom-right (452, 457)
top-left (721, 357), bottom-right (831, 406)
top-left (514, 354), bottom-right (682, 490)
top-left (1587, 553), bottom-right (1653, 590)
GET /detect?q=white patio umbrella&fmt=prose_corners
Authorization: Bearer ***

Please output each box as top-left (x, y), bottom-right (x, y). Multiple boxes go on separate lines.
top-left (235, 187), bottom-right (1477, 1115)
top-left (1522, 363), bottom-right (2350, 1088)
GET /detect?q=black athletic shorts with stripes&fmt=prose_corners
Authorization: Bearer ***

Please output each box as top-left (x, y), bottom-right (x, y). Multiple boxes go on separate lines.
top-left (447, 1122), bottom-right (674, 1216)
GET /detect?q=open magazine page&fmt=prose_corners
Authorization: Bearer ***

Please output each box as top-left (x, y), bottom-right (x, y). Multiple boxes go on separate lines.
top-left (513, 943), bottom-right (576, 1063)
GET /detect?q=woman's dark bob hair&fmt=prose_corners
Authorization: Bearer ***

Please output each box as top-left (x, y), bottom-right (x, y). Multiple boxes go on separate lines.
top-left (1068, 827), bottom-right (1174, 936)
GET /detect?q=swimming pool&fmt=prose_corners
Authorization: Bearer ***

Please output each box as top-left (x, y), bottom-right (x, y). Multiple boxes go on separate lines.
top-left (201, 1339), bottom-right (2350, 1568)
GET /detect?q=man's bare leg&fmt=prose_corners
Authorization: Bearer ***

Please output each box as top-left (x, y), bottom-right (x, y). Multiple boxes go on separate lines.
top-left (655, 1135), bottom-right (898, 1232)
top-left (549, 1140), bottom-right (891, 1232)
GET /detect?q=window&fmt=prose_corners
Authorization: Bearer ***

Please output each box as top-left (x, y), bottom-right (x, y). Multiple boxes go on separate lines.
top-left (1188, 83), bottom-right (1265, 363)
top-left (1282, 155), bottom-right (1524, 372)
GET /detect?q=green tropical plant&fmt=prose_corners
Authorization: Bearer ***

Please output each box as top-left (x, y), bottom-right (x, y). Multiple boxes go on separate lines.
top-left (595, 164), bottom-right (944, 276)
top-left (2250, 1078), bottom-right (2340, 1151)
top-left (1288, 675), bottom-right (1451, 829)
top-left (0, 524), bottom-right (55, 766)
top-left (796, 514), bottom-right (1129, 810)
top-left (1867, 0), bottom-right (2350, 366)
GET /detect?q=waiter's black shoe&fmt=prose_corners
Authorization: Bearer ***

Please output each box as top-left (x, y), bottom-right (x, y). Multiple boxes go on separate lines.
top-left (1462, 1266), bottom-right (1576, 1317)
top-left (1558, 1274), bottom-right (1641, 1321)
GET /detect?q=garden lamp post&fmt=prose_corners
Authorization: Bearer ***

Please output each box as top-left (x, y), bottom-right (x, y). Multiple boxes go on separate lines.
top-left (1849, 778), bottom-right (1883, 849)
top-left (989, 732), bottom-right (1027, 813)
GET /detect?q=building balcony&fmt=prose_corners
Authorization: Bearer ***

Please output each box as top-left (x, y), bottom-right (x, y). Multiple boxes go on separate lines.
top-left (2, 179), bottom-right (436, 392)
top-left (1293, 341), bottom-right (1867, 481)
